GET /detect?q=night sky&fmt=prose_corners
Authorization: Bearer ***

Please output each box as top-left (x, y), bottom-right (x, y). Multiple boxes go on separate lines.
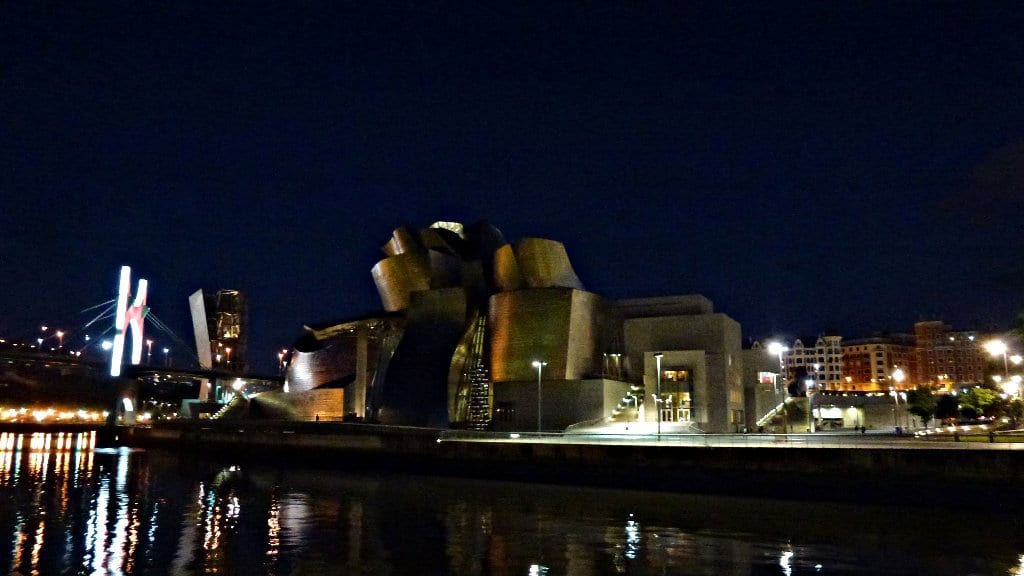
top-left (3, 3), bottom-right (1023, 371)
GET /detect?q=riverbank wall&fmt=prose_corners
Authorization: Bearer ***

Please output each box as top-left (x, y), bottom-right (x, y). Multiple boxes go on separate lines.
top-left (117, 421), bottom-right (1024, 508)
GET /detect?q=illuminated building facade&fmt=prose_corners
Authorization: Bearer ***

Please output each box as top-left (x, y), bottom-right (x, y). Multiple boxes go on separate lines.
top-left (269, 221), bottom-right (753, 433)
top-left (840, 336), bottom-right (917, 392)
top-left (189, 289), bottom-right (248, 372)
top-left (611, 296), bottom-right (745, 433)
top-left (780, 335), bottom-right (844, 391)
top-left (914, 321), bottom-right (986, 389)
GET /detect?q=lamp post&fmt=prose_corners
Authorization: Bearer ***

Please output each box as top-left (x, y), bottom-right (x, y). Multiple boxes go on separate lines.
top-left (804, 375), bottom-right (815, 433)
top-left (532, 360), bottom-right (547, 433)
top-left (146, 339), bottom-right (153, 364)
top-left (985, 340), bottom-right (1009, 378)
top-left (654, 353), bottom-right (663, 437)
top-left (56, 330), bottom-right (64, 351)
top-left (766, 341), bottom-right (788, 372)
top-left (766, 341), bottom-right (789, 396)
top-left (226, 347), bottom-right (232, 370)
top-left (163, 347), bottom-right (170, 367)
top-left (892, 367), bottom-right (906, 433)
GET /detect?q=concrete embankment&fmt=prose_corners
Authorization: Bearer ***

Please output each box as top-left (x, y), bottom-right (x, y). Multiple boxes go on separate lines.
top-left (117, 422), bottom-right (1024, 508)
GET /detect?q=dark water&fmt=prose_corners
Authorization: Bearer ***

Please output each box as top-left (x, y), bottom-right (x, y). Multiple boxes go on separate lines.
top-left (0, 432), bottom-right (1021, 575)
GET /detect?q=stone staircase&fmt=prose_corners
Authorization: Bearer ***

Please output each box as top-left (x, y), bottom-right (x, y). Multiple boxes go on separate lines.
top-left (608, 384), bottom-right (644, 423)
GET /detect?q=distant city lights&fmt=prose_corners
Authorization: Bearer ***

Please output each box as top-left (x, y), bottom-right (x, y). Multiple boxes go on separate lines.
top-left (1, 406), bottom-right (108, 423)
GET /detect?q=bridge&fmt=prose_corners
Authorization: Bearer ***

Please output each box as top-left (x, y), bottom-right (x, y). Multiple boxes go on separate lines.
top-left (0, 265), bottom-right (281, 423)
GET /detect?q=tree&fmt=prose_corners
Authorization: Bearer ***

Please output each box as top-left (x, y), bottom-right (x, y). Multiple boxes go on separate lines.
top-left (935, 394), bottom-right (959, 423)
top-left (905, 387), bottom-right (937, 427)
top-left (1007, 398), bottom-right (1024, 429)
top-left (782, 398), bottom-right (806, 432)
top-left (958, 387), bottom-right (1000, 420)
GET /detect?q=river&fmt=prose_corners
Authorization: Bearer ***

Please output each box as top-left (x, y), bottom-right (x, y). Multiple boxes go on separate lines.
top-left (0, 431), bottom-right (1020, 575)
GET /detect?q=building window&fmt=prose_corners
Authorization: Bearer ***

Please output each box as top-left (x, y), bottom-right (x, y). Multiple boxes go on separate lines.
top-left (494, 402), bottom-right (515, 422)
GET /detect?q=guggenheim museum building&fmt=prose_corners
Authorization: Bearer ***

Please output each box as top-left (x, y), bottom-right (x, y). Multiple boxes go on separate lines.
top-left (243, 221), bottom-right (778, 434)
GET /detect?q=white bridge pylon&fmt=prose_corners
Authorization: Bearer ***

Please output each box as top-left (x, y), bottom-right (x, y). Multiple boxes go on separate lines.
top-left (110, 265), bottom-right (148, 377)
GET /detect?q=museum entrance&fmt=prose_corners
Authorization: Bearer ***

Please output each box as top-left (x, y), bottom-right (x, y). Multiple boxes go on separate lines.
top-left (659, 368), bottom-right (693, 422)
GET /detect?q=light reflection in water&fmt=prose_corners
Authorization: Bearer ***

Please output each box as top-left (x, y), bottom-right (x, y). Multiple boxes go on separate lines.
top-left (0, 433), bottom-right (1022, 575)
top-left (780, 549), bottom-right (793, 576)
top-left (624, 513), bottom-right (640, 560)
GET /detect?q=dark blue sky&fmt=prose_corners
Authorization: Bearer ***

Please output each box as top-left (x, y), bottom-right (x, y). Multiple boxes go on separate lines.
top-left (3, 2), bottom-right (1023, 370)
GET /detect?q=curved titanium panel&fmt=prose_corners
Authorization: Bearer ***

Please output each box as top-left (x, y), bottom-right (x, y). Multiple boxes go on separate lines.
top-left (377, 287), bottom-right (471, 427)
top-left (515, 238), bottom-right (585, 290)
top-left (427, 250), bottom-right (465, 289)
top-left (464, 221), bottom-right (507, 295)
top-left (493, 244), bottom-right (524, 292)
top-left (382, 226), bottom-right (419, 256)
top-left (372, 252), bottom-right (432, 312)
top-left (420, 227), bottom-right (463, 256)
top-left (285, 341), bottom-right (353, 394)
top-left (488, 288), bottom-right (604, 383)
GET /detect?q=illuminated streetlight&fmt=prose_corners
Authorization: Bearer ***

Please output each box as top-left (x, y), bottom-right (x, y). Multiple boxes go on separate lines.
top-left (891, 368), bottom-right (906, 433)
top-left (985, 340), bottom-right (1009, 377)
top-left (146, 339), bottom-right (153, 364)
top-left (36, 338), bottom-right (43, 350)
top-left (766, 341), bottom-right (788, 372)
top-left (278, 352), bottom-right (285, 374)
top-left (163, 347), bottom-right (170, 367)
top-left (1011, 354), bottom-right (1022, 366)
top-left (626, 393), bottom-right (639, 424)
top-left (56, 330), bottom-right (64, 350)
top-left (532, 360), bottom-right (547, 433)
top-left (654, 353), bottom-right (663, 438)
top-left (892, 367), bottom-right (906, 388)
top-left (225, 347), bottom-right (232, 370)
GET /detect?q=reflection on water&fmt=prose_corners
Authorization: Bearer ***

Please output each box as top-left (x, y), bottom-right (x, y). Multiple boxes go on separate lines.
top-left (0, 432), bottom-right (1022, 575)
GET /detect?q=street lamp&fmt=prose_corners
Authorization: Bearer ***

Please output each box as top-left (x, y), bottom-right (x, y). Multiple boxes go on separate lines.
top-left (163, 347), bottom-right (170, 367)
top-left (804, 375), bottom-right (815, 432)
top-left (1011, 354), bottom-right (1022, 366)
top-left (766, 341), bottom-right (789, 395)
top-left (985, 340), bottom-right (1009, 377)
top-left (654, 353), bottom-right (663, 437)
top-left (532, 360), bottom-right (547, 433)
top-left (146, 339), bottom-right (153, 364)
top-left (892, 367), bottom-right (906, 433)
top-left (225, 347), bottom-right (232, 370)
top-left (766, 341), bottom-right (788, 372)
top-left (56, 330), bottom-right (64, 350)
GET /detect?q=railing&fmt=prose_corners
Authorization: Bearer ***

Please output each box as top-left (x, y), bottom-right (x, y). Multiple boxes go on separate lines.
top-left (435, 429), bottom-right (1024, 449)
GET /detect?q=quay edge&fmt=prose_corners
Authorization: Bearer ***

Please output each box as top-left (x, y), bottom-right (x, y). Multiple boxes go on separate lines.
top-left (115, 422), bottom-right (1024, 509)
